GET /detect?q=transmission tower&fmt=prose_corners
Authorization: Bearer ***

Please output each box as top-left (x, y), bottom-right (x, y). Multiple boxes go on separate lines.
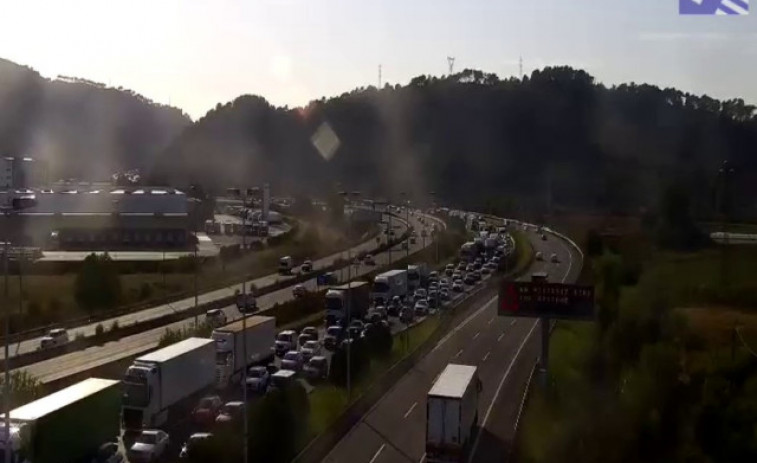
top-left (519, 56), bottom-right (523, 79)
top-left (447, 56), bottom-right (455, 75)
top-left (378, 64), bottom-right (382, 88)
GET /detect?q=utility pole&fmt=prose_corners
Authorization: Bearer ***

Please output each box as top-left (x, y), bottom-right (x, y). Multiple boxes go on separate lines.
top-left (447, 56), bottom-right (455, 75)
top-left (519, 56), bottom-right (523, 79)
top-left (378, 64), bottom-right (382, 89)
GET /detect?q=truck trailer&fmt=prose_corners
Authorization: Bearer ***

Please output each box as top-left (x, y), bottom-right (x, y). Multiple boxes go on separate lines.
top-left (122, 337), bottom-right (216, 431)
top-left (407, 263), bottom-right (429, 292)
top-left (0, 377), bottom-right (121, 463)
top-left (370, 269), bottom-right (408, 306)
top-left (426, 364), bottom-right (482, 463)
top-left (325, 281), bottom-right (371, 327)
top-left (212, 315), bottom-right (276, 389)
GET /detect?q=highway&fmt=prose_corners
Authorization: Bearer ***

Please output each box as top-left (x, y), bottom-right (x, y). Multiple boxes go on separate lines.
top-left (2, 213), bottom-right (415, 361)
top-left (13, 212), bottom-right (444, 385)
top-left (320, 227), bottom-right (582, 463)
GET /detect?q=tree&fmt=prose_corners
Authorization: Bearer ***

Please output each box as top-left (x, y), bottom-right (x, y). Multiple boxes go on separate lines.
top-left (74, 253), bottom-right (121, 312)
top-left (247, 381), bottom-right (310, 463)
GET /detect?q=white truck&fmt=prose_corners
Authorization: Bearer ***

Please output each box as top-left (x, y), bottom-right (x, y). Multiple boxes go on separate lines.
top-left (407, 263), bottom-right (429, 292)
top-left (426, 364), bottom-right (482, 463)
top-left (0, 377), bottom-right (121, 463)
top-left (122, 337), bottom-right (216, 431)
top-left (278, 256), bottom-right (294, 275)
top-left (370, 269), bottom-right (408, 306)
top-left (212, 315), bottom-right (276, 389)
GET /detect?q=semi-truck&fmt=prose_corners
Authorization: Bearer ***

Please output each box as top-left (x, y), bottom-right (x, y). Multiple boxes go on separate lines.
top-left (0, 377), bottom-right (121, 463)
top-left (325, 281), bottom-right (371, 327)
top-left (370, 269), bottom-right (408, 306)
top-left (212, 315), bottom-right (276, 389)
top-left (122, 337), bottom-right (216, 431)
top-left (407, 263), bottom-right (429, 292)
top-left (426, 364), bottom-right (482, 463)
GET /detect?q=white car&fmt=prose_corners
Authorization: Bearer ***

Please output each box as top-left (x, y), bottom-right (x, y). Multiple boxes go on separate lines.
top-left (414, 299), bottom-right (430, 315)
top-left (275, 330), bottom-right (297, 357)
top-left (293, 284), bottom-right (307, 298)
top-left (300, 340), bottom-right (322, 361)
top-left (39, 328), bottom-right (69, 349)
top-left (205, 309), bottom-right (227, 327)
top-left (414, 288), bottom-right (428, 300)
top-left (535, 251), bottom-right (544, 261)
top-left (127, 429), bottom-right (169, 463)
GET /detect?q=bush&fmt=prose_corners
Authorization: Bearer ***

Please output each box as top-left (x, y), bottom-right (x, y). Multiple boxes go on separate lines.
top-left (95, 323), bottom-right (104, 337)
top-left (247, 381), bottom-right (310, 463)
top-left (110, 320), bottom-right (119, 332)
top-left (74, 253), bottom-right (121, 312)
top-left (0, 370), bottom-right (43, 409)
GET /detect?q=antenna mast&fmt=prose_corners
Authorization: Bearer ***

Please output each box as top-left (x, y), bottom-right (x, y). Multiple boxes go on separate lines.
top-left (519, 56), bottom-right (523, 79)
top-left (378, 64), bottom-right (382, 88)
top-left (447, 56), bottom-right (455, 75)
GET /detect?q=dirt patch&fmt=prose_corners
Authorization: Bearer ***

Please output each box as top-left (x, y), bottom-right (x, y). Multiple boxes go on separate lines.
top-left (681, 306), bottom-right (757, 348)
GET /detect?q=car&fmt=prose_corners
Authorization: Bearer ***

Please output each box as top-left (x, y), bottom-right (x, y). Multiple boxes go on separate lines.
top-left (414, 288), bottom-right (428, 301)
top-left (265, 363), bottom-right (279, 375)
top-left (463, 274), bottom-right (476, 285)
top-left (282, 350), bottom-right (304, 372)
top-left (92, 441), bottom-right (124, 463)
top-left (472, 270), bottom-right (482, 281)
top-left (245, 366), bottom-right (270, 393)
top-left (192, 395), bottom-right (223, 425)
top-left (303, 355), bottom-right (329, 381)
top-left (535, 251), bottom-right (544, 261)
top-left (410, 237), bottom-right (417, 245)
top-left (550, 253), bottom-right (560, 263)
top-left (301, 340), bottom-right (322, 361)
top-left (445, 268), bottom-right (454, 277)
top-left (400, 307), bottom-right (415, 324)
top-left (429, 270), bottom-right (439, 281)
top-left (481, 266), bottom-right (491, 276)
top-left (127, 429), bottom-right (169, 463)
top-left (179, 432), bottom-right (213, 460)
top-left (428, 282), bottom-right (439, 292)
top-left (235, 291), bottom-right (257, 313)
top-left (215, 401), bottom-right (245, 426)
top-left (472, 261), bottom-right (482, 270)
top-left (440, 289), bottom-right (451, 301)
top-left (275, 330), bottom-right (297, 357)
top-left (349, 319), bottom-right (365, 332)
top-left (428, 295), bottom-right (439, 309)
top-left (301, 326), bottom-right (319, 342)
top-left (323, 325), bottom-right (343, 350)
top-left (466, 264), bottom-right (475, 273)
top-left (373, 305), bottom-right (388, 320)
top-left (293, 284), bottom-right (307, 298)
top-left (39, 328), bottom-right (69, 350)
top-left (301, 259), bottom-right (313, 273)
top-left (205, 308), bottom-right (227, 328)
top-left (364, 254), bottom-right (376, 265)
top-left (402, 241), bottom-right (409, 250)
top-left (445, 263), bottom-right (455, 273)
top-left (365, 311), bottom-right (383, 324)
top-left (452, 271), bottom-right (462, 281)
top-left (541, 233), bottom-right (547, 241)
top-left (414, 299), bottom-right (429, 315)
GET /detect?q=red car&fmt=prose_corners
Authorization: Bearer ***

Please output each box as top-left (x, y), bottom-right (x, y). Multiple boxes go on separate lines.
top-left (192, 396), bottom-right (223, 426)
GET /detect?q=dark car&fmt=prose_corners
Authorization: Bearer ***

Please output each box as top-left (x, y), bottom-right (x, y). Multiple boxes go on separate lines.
top-left (245, 366), bottom-right (270, 393)
top-left (464, 274), bottom-right (476, 285)
top-left (192, 396), bottom-right (223, 426)
top-left (215, 401), bottom-right (245, 426)
top-left (303, 356), bottom-right (329, 381)
top-left (323, 325), bottom-right (343, 351)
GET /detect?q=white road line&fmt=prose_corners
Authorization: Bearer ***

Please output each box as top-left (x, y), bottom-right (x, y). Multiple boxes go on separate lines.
top-left (454, 349), bottom-right (463, 358)
top-left (432, 295), bottom-right (497, 352)
top-left (419, 453), bottom-right (426, 463)
top-left (488, 316), bottom-right (494, 325)
top-left (497, 333), bottom-right (504, 342)
top-left (510, 319), bottom-right (516, 326)
top-left (403, 401), bottom-right (418, 419)
top-left (513, 362), bottom-right (537, 431)
top-left (473, 332), bottom-right (480, 340)
top-left (483, 351), bottom-right (491, 362)
top-left (369, 444), bottom-right (386, 463)
top-left (468, 319), bottom-right (539, 463)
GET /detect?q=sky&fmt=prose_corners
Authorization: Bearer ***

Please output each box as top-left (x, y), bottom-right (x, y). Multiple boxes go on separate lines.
top-left (1, 0), bottom-right (755, 120)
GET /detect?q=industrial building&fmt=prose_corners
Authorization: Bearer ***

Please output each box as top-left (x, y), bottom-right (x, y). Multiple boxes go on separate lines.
top-left (1, 156), bottom-right (49, 189)
top-left (0, 186), bottom-right (192, 250)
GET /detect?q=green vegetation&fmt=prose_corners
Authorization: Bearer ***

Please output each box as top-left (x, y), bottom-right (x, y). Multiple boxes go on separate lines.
top-left (157, 320), bottom-right (214, 348)
top-left (74, 253), bottom-right (122, 312)
top-left (0, 370), bottom-right (43, 409)
top-left (518, 231), bottom-right (757, 463)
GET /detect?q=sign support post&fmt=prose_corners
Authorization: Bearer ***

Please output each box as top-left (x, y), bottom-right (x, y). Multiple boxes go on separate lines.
top-left (539, 316), bottom-right (550, 388)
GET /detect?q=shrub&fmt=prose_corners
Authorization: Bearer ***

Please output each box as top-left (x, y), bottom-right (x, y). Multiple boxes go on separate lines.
top-left (95, 323), bottom-right (105, 337)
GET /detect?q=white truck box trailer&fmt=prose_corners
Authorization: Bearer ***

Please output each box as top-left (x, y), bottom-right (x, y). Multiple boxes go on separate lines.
top-left (426, 364), bottom-right (481, 463)
top-left (212, 315), bottom-right (276, 389)
top-left (122, 337), bottom-right (216, 430)
top-left (0, 378), bottom-right (121, 463)
top-left (370, 269), bottom-right (408, 305)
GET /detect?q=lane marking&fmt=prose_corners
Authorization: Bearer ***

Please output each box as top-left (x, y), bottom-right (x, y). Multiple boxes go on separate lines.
top-left (454, 349), bottom-right (463, 358)
top-left (488, 316), bottom-right (494, 325)
top-left (369, 444), bottom-right (386, 463)
top-left (403, 402), bottom-right (418, 419)
top-left (513, 362), bottom-right (537, 431)
top-left (510, 320), bottom-right (516, 326)
top-left (473, 331), bottom-right (480, 340)
top-left (432, 295), bottom-right (497, 352)
top-left (419, 453), bottom-right (426, 463)
top-left (468, 319), bottom-right (539, 462)
top-left (483, 351), bottom-right (491, 362)
top-left (497, 333), bottom-right (504, 342)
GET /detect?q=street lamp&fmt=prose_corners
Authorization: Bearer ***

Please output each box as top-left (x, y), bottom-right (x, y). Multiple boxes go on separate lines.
top-left (226, 186), bottom-right (258, 463)
top-left (339, 190), bottom-right (360, 401)
top-left (2, 194), bottom-right (37, 463)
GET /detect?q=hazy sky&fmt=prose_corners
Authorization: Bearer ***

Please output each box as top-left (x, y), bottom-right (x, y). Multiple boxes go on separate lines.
top-left (1, 0), bottom-right (755, 120)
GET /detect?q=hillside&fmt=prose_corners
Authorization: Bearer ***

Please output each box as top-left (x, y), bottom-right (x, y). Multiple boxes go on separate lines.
top-left (151, 66), bottom-right (757, 221)
top-left (0, 58), bottom-right (191, 182)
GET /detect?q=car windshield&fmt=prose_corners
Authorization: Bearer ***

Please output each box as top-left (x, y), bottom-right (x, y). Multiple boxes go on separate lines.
top-left (198, 398), bottom-right (215, 408)
top-left (284, 352), bottom-right (299, 361)
top-left (137, 433), bottom-right (157, 444)
top-left (248, 368), bottom-right (264, 378)
top-left (304, 341), bottom-right (318, 349)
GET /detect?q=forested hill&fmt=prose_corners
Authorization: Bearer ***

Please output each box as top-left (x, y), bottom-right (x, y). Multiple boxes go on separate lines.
top-left (0, 58), bottom-right (190, 182)
top-left (152, 66), bottom-right (757, 219)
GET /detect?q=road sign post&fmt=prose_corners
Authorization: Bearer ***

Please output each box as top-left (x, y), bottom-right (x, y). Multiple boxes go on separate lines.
top-left (499, 278), bottom-right (595, 388)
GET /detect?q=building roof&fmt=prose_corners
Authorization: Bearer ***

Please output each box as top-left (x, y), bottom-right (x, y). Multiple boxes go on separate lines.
top-left (6, 378), bottom-right (118, 422)
top-left (0, 187), bottom-right (188, 215)
top-left (428, 364), bottom-right (477, 399)
top-left (137, 337), bottom-right (214, 363)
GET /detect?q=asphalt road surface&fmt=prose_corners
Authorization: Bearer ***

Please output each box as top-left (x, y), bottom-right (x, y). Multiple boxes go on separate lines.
top-left (321, 227), bottom-right (582, 463)
top-left (14, 213), bottom-right (445, 384)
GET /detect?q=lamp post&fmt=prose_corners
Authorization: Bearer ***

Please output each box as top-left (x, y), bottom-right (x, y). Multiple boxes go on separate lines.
top-left (339, 190), bottom-right (360, 401)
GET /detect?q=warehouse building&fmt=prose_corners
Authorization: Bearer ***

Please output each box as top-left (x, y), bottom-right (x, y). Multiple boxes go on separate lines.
top-left (0, 186), bottom-right (192, 250)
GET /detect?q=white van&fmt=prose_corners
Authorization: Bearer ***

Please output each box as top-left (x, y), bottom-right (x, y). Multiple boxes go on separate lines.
top-left (278, 256), bottom-right (294, 275)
